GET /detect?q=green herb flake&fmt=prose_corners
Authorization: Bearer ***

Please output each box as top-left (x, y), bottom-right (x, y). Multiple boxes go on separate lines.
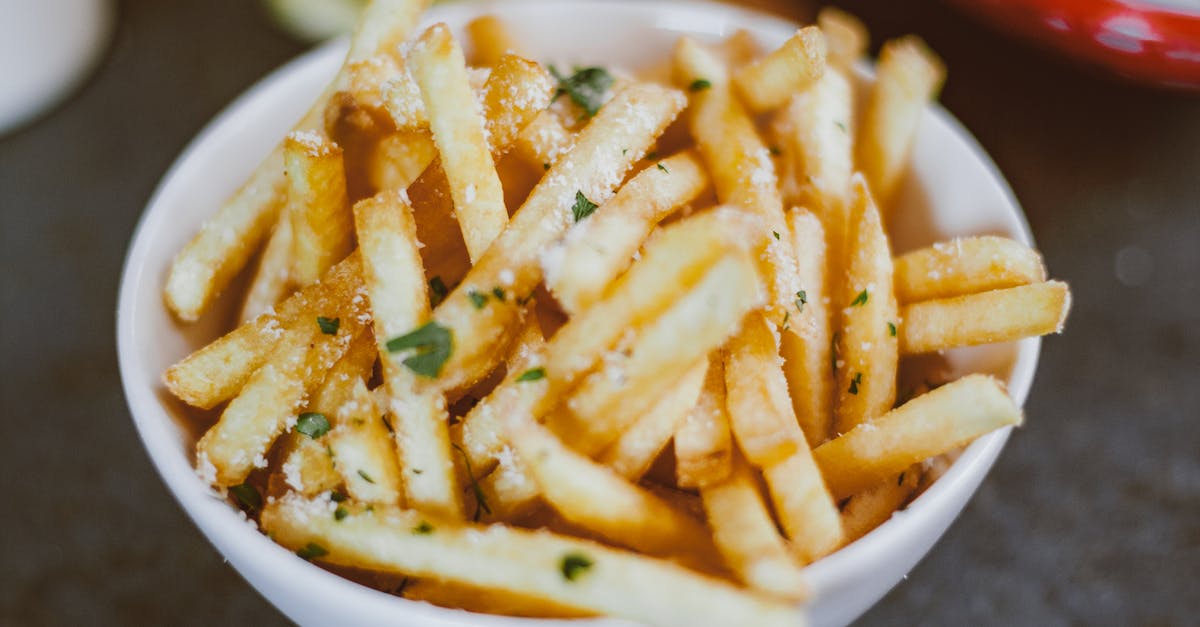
top-left (795, 290), bottom-right (808, 312)
top-left (769, 145), bottom-right (782, 157)
top-left (644, 151), bottom-right (660, 161)
top-left (888, 322), bottom-right (897, 337)
top-left (849, 372), bottom-right (863, 395)
top-left (560, 552), bottom-right (594, 581)
top-left (357, 469), bottom-right (375, 484)
top-left (386, 321), bottom-right (453, 378)
top-left (549, 65), bottom-right (614, 117)
top-left (330, 490), bottom-right (348, 503)
top-left (468, 289), bottom-right (489, 309)
top-left (897, 472), bottom-right (906, 486)
top-left (334, 506), bottom-right (349, 521)
top-left (773, 231), bottom-right (781, 240)
top-left (296, 542), bottom-right (328, 560)
top-left (296, 413), bottom-right (331, 439)
top-left (543, 162), bottom-right (551, 171)
top-left (835, 120), bottom-right (847, 132)
top-left (781, 311), bottom-right (790, 332)
top-left (491, 286), bottom-right (506, 302)
top-left (316, 316), bottom-right (340, 335)
top-left (850, 289), bottom-right (869, 307)
top-left (516, 367), bottom-right (546, 382)
top-left (572, 190), bottom-right (599, 222)
top-left (451, 442), bottom-right (492, 521)
top-left (380, 413), bottom-right (394, 434)
top-left (689, 78), bottom-right (712, 92)
top-left (656, 162), bottom-right (669, 173)
top-left (412, 521), bottom-right (435, 535)
top-left (229, 483), bottom-right (262, 512)
top-left (428, 276), bottom-right (448, 307)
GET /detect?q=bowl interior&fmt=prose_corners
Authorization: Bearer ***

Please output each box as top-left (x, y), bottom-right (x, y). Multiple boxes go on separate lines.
top-left (117, 2), bottom-right (1039, 626)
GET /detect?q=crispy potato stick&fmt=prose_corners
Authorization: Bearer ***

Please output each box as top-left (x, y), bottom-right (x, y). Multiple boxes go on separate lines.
top-left (506, 418), bottom-right (716, 564)
top-left (262, 495), bottom-right (802, 627)
top-left (400, 579), bottom-right (592, 618)
top-left (782, 208), bottom-right (834, 446)
top-left (900, 281), bottom-right (1071, 354)
top-left (839, 466), bottom-right (920, 546)
top-left (465, 15), bottom-right (521, 67)
top-left (856, 35), bottom-right (945, 211)
top-left (700, 456), bottom-right (807, 601)
top-left (343, 54), bottom-right (403, 125)
top-left (284, 132), bottom-right (354, 285)
top-left (165, 254), bottom-right (363, 409)
top-left (367, 129), bottom-right (437, 192)
top-left (597, 358), bottom-right (708, 481)
top-left (380, 59), bottom-right (426, 132)
top-left (815, 374), bottom-right (1023, 499)
top-left (238, 212), bottom-right (293, 323)
top-left (408, 25), bottom-right (509, 263)
top-left (476, 446), bottom-right (538, 521)
top-left (817, 7), bottom-right (868, 70)
top-left (456, 345), bottom-right (548, 478)
top-left (163, 0), bottom-right (429, 321)
top-left (426, 84), bottom-right (687, 393)
top-left (480, 55), bottom-right (556, 156)
top-left (734, 26), bottom-right (826, 114)
top-left (275, 430), bottom-right (340, 497)
top-left (760, 448), bottom-right (844, 563)
top-left (331, 378), bottom-right (404, 503)
top-left (724, 313), bottom-right (801, 466)
top-left (514, 111), bottom-right (574, 171)
top-left (354, 190), bottom-right (462, 519)
top-left (894, 236), bottom-right (1048, 303)
top-left (196, 294), bottom-right (368, 487)
top-left (549, 251), bottom-right (766, 456)
top-left (546, 150), bottom-right (710, 314)
top-left (834, 178), bottom-right (899, 434)
top-left (675, 355), bottom-right (733, 489)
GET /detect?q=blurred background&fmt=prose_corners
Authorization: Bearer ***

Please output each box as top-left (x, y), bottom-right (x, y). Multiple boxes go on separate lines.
top-left (1, 0), bottom-right (1197, 625)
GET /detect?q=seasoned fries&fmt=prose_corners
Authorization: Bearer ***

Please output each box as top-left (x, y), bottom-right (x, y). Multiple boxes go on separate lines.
top-left (160, 4), bottom-right (1072, 623)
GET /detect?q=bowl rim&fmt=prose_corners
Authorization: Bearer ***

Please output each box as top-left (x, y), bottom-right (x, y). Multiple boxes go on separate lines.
top-left (117, 1), bottom-right (1040, 624)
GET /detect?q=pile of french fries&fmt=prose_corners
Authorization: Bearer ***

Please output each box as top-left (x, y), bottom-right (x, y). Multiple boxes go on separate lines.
top-left (161, 1), bottom-right (1071, 624)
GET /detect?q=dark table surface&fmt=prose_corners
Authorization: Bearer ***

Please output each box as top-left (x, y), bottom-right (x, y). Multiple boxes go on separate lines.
top-left (2, 0), bottom-right (1197, 625)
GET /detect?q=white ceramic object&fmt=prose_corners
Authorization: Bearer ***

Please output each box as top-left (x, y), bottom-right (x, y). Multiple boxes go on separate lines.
top-left (117, 2), bottom-right (1041, 626)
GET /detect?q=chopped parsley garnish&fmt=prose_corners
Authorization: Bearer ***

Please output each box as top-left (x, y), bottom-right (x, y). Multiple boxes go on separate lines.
top-left (572, 190), bottom-right (599, 222)
top-left (769, 145), bottom-right (782, 157)
top-left (888, 322), bottom-right (897, 337)
top-left (781, 311), bottom-right (790, 332)
top-left (773, 231), bottom-right (781, 240)
top-left (656, 162), bottom-right (669, 173)
top-left (330, 490), bottom-right (348, 503)
top-left (795, 290), bottom-right (808, 312)
top-left (491, 286), bottom-right (506, 302)
top-left (468, 289), bottom-right (489, 309)
top-left (412, 521), bottom-right (435, 535)
top-left (357, 469), bottom-right (375, 484)
top-left (230, 483), bottom-right (262, 512)
top-left (380, 413), bottom-right (394, 434)
top-left (897, 472), bottom-right (906, 486)
top-left (334, 506), bottom-right (349, 521)
top-left (296, 412), bottom-right (331, 439)
top-left (386, 321), bottom-right (453, 378)
top-left (296, 542), bottom-right (328, 560)
top-left (560, 552), bottom-right (594, 581)
top-left (835, 120), bottom-right (848, 132)
top-left (516, 367), bottom-right (546, 382)
top-left (549, 65), bottom-right (614, 117)
top-left (316, 316), bottom-right (340, 335)
top-left (428, 276), bottom-right (448, 307)
top-left (451, 442), bottom-right (492, 521)
top-left (644, 151), bottom-right (660, 161)
top-left (689, 78), bottom-right (712, 92)
top-left (543, 162), bottom-right (551, 171)
top-left (849, 372), bottom-right (863, 395)
top-left (850, 289), bottom-right (869, 307)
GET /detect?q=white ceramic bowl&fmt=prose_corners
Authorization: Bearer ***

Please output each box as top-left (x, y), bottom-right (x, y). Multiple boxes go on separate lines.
top-left (117, 1), bottom-right (1040, 625)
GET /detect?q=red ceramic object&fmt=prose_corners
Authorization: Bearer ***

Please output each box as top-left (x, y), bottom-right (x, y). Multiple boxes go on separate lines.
top-left (947, 0), bottom-right (1200, 89)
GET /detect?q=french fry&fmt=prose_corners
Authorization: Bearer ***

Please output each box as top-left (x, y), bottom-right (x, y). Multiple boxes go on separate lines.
top-left (465, 15), bottom-right (521, 67)
top-left (380, 58), bottom-right (426, 132)
top-left (834, 177), bottom-right (899, 434)
top-left (238, 212), bottom-right (293, 323)
top-left (426, 84), bottom-right (687, 394)
top-left (165, 254), bottom-right (364, 409)
top-left (163, 0), bottom-right (429, 321)
top-left (675, 355), bottom-right (733, 489)
top-left (597, 358), bottom-right (708, 481)
top-left (839, 466), bottom-right (920, 546)
top-left (899, 281), bottom-right (1071, 354)
top-left (814, 374), bottom-right (1023, 499)
top-left (505, 417), bottom-right (717, 565)
top-left (781, 208), bottom-right (834, 446)
top-left (546, 150), bottom-right (710, 314)
top-left (724, 313), bottom-right (801, 467)
top-left (734, 26), bottom-right (826, 114)
top-left (400, 579), bottom-right (592, 618)
top-left (475, 445), bottom-right (538, 521)
top-left (817, 7), bottom-right (868, 70)
top-left (262, 494), bottom-right (802, 627)
top-left (514, 110), bottom-right (573, 171)
top-left (407, 24), bottom-right (509, 263)
top-left (856, 35), bottom-right (945, 211)
top-left (760, 449), bottom-right (844, 563)
top-left (367, 129), bottom-right (437, 192)
top-left (284, 132), bottom-right (354, 286)
top-left (330, 377), bottom-right (404, 503)
top-left (700, 456), bottom-right (807, 601)
top-left (894, 236), bottom-right (1047, 303)
top-left (353, 190), bottom-right (462, 519)
top-left (479, 55), bottom-right (556, 156)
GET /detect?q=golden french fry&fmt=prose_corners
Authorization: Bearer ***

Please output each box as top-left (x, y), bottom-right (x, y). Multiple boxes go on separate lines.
top-left (546, 150), bottom-right (710, 314)
top-left (894, 235), bottom-right (1048, 303)
top-left (465, 15), bottom-right (521, 67)
top-left (597, 358), bottom-right (708, 481)
top-left (815, 374), bottom-right (1023, 499)
top-left (724, 313), bottom-right (800, 467)
top-left (856, 35), bottom-right (945, 211)
top-left (163, 0), bottom-right (429, 321)
top-left (700, 456), bottom-right (807, 601)
top-left (834, 177), bottom-right (899, 434)
top-left (284, 132), bottom-right (354, 286)
top-left (274, 429), bottom-right (341, 497)
top-left (331, 377), bottom-right (404, 503)
top-left (817, 7), bottom-right (868, 70)
top-left (367, 129), bottom-right (437, 192)
top-left (400, 578), bottom-right (592, 618)
top-left (734, 26), bottom-right (826, 114)
top-left (165, 254), bottom-right (364, 409)
top-left (781, 208), bottom-right (834, 446)
top-left (354, 190), bottom-right (462, 519)
top-left (514, 110), bottom-right (573, 171)
top-left (262, 494), bottom-right (802, 627)
top-left (839, 466), bottom-right (920, 546)
top-left (480, 55), bottom-right (556, 156)
top-left (900, 281), bottom-right (1071, 354)
top-left (238, 212), bottom-right (293, 323)
top-left (675, 355), bottom-right (733, 489)
top-left (760, 448), bottom-right (844, 564)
